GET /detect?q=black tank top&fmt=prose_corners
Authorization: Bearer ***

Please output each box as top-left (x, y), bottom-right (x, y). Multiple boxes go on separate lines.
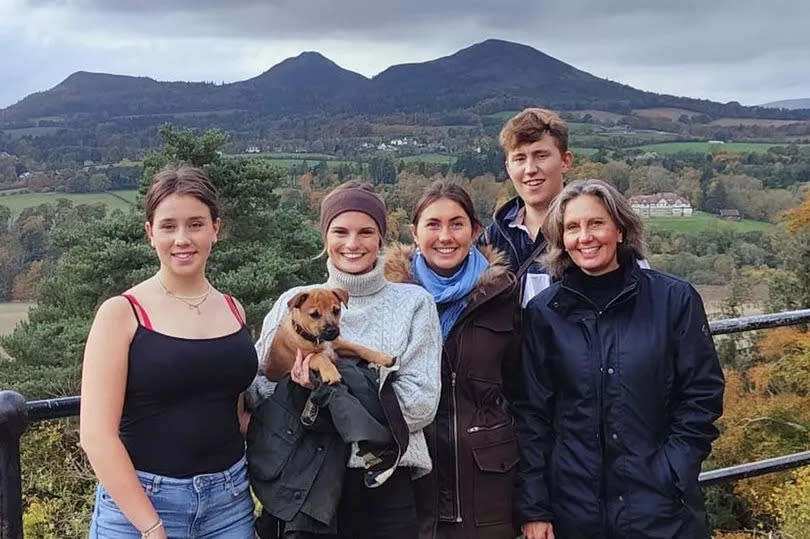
top-left (118, 294), bottom-right (258, 478)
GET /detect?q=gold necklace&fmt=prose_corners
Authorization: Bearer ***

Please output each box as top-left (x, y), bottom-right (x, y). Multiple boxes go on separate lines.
top-left (156, 274), bottom-right (212, 315)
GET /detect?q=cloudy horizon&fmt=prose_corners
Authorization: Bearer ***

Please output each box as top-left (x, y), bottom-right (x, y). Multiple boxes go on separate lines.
top-left (1, 0), bottom-right (808, 109)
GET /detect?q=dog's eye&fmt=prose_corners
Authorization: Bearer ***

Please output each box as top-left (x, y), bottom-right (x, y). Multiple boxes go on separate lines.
top-left (332, 307), bottom-right (340, 315)
top-left (309, 311), bottom-right (321, 319)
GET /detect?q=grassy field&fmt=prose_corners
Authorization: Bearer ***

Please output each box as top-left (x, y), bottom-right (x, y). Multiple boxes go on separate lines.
top-left (630, 141), bottom-right (804, 154)
top-left (0, 302), bottom-right (33, 335)
top-left (645, 211), bottom-right (771, 233)
top-left (571, 147), bottom-right (600, 157)
top-left (399, 153), bottom-right (456, 164)
top-left (0, 190), bottom-right (137, 219)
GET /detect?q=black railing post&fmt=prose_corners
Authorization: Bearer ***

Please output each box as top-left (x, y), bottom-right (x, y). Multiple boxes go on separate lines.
top-left (0, 391), bottom-right (28, 539)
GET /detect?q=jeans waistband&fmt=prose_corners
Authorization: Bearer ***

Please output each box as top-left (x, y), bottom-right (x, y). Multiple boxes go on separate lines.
top-left (135, 456), bottom-right (246, 494)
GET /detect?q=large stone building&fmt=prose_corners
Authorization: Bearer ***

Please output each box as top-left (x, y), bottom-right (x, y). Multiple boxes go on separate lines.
top-left (629, 192), bottom-right (693, 217)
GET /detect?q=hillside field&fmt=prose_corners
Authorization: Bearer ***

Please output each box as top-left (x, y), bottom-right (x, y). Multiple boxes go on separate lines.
top-left (631, 141), bottom-right (806, 154)
top-left (0, 190), bottom-right (137, 218)
top-left (646, 211), bottom-right (771, 233)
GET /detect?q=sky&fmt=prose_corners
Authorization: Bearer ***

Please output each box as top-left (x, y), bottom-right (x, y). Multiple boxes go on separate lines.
top-left (1, 0), bottom-right (809, 109)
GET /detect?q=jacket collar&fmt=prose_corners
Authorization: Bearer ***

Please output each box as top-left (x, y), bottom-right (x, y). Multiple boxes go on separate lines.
top-left (549, 256), bottom-right (641, 316)
top-left (384, 243), bottom-right (514, 307)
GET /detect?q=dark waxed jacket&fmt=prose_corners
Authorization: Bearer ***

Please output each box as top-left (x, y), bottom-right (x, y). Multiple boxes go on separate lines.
top-left (514, 261), bottom-right (724, 539)
top-left (248, 358), bottom-right (408, 537)
top-left (482, 197), bottom-right (547, 273)
top-left (385, 244), bottom-right (521, 539)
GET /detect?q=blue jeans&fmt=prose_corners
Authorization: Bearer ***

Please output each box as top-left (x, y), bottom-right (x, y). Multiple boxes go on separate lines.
top-left (89, 457), bottom-right (254, 538)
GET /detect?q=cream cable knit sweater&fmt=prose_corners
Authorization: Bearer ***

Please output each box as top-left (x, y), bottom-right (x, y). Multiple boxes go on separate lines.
top-left (247, 257), bottom-right (442, 478)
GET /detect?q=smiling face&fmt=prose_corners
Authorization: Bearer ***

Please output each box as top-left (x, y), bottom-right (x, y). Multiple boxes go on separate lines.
top-left (325, 211), bottom-right (381, 275)
top-left (562, 194), bottom-right (623, 276)
top-left (505, 134), bottom-right (573, 213)
top-left (411, 197), bottom-right (479, 277)
top-left (145, 193), bottom-right (220, 277)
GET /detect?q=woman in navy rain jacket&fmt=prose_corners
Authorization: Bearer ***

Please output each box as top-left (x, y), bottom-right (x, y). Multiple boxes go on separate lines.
top-left (514, 179), bottom-right (724, 539)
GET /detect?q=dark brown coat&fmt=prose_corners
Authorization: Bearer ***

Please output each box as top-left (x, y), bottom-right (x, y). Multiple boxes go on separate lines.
top-left (385, 244), bottom-right (521, 539)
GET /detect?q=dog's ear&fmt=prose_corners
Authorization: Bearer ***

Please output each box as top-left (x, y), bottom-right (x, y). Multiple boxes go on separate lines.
top-left (287, 292), bottom-right (309, 310)
top-left (332, 288), bottom-right (349, 308)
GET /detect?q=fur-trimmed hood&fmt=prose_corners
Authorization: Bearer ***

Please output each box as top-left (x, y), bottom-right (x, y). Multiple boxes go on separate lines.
top-left (384, 243), bottom-right (513, 304)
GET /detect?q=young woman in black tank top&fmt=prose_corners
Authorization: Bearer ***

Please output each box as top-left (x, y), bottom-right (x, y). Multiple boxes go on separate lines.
top-left (80, 167), bottom-right (258, 539)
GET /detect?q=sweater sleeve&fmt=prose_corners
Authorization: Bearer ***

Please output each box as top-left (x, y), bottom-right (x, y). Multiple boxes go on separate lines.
top-left (392, 292), bottom-right (442, 433)
top-left (244, 289), bottom-right (296, 411)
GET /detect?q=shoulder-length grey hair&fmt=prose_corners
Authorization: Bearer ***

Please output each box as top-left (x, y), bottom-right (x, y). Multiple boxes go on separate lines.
top-left (542, 179), bottom-right (647, 280)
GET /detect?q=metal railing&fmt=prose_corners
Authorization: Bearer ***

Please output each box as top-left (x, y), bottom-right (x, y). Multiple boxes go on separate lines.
top-left (2, 308), bottom-right (810, 538)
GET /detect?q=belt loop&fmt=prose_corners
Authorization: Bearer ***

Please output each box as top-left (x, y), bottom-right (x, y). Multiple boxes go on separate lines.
top-left (223, 468), bottom-right (234, 495)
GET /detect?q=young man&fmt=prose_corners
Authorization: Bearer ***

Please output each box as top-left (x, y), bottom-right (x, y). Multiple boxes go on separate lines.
top-left (483, 108), bottom-right (573, 306)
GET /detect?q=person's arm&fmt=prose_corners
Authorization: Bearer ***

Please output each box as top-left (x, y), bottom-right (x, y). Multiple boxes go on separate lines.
top-left (392, 293), bottom-right (442, 432)
top-left (511, 304), bottom-right (555, 528)
top-left (663, 284), bottom-right (725, 492)
top-left (79, 297), bottom-right (166, 538)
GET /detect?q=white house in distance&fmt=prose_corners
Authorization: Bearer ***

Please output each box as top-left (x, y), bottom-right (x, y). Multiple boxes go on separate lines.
top-left (629, 192), bottom-right (693, 217)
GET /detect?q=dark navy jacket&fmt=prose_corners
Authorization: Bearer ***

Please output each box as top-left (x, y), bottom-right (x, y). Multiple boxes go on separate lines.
top-left (483, 196), bottom-right (546, 273)
top-left (513, 262), bottom-right (724, 539)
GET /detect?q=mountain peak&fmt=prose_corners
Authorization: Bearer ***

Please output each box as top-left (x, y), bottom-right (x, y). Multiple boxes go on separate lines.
top-left (244, 51), bottom-right (368, 88)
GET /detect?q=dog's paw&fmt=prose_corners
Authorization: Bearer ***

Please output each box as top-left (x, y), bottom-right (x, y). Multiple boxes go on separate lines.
top-left (380, 354), bottom-right (396, 367)
top-left (321, 370), bottom-right (343, 385)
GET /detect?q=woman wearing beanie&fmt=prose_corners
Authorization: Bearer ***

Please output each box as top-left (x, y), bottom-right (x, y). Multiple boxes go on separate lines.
top-left (384, 180), bottom-right (521, 539)
top-left (247, 181), bottom-right (442, 539)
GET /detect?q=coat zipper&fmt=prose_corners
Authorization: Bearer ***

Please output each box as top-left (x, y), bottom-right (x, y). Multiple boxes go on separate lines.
top-left (560, 282), bottom-right (635, 533)
top-left (467, 418), bottom-right (513, 433)
top-left (450, 371), bottom-right (462, 522)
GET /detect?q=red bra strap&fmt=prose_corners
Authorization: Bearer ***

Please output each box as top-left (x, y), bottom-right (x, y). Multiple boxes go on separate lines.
top-left (224, 295), bottom-right (245, 326)
top-left (122, 294), bottom-right (153, 330)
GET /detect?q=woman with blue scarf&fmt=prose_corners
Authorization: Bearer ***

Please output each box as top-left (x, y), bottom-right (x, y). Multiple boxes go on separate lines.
top-left (385, 180), bottom-right (521, 539)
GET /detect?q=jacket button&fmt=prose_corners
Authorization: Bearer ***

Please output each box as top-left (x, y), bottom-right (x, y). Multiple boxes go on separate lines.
top-left (316, 446), bottom-right (324, 452)
top-left (607, 367), bottom-right (614, 375)
top-left (611, 433), bottom-right (618, 441)
top-left (286, 429), bottom-right (294, 435)
top-left (619, 495), bottom-right (624, 502)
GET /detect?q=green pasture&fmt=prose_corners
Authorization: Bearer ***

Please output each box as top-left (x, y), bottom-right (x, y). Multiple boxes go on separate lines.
top-left (645, 211), bottom-right (771, 233)
top-left (0, 302), bottom-right (33, 335)
top-left (571, 147), bottom-right (600, 157)
top-left (630, 141), bottom-right (804, 154)
top-left (485, 110), bottom-right (522, 121)
top-left (0, 190), bottom-right (137, 219)
top-left (399, 153), bottom-right (456, 164)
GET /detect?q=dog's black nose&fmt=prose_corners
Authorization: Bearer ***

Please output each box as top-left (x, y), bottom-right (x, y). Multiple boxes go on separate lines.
top-left (321, 325), bottom-right (340, 342)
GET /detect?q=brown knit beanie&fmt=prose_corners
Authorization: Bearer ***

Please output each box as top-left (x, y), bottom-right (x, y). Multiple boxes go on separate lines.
top-left (319, 184), bottom-right (387, 238)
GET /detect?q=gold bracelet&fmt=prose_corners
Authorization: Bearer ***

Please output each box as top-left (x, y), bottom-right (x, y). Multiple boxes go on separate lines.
top-left (140, 519), bottom-right (163, 538)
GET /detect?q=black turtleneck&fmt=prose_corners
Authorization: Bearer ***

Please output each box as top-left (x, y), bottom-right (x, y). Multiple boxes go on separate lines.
top-left (566, 263), bottom-right (627, 311)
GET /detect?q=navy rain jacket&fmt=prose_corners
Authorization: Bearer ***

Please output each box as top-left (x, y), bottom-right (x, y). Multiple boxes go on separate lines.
top-left (513, 262), bottom-right (724, 539)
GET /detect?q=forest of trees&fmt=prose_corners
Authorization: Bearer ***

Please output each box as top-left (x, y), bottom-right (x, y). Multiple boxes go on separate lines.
top-left (3, 127), bottom-right (810, 536)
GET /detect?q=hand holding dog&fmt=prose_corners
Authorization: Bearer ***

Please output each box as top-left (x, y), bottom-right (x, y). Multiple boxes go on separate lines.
top-left (291, 349), bottom-right (315, 388)
top-left (522, 521), bottom-right (555, 539)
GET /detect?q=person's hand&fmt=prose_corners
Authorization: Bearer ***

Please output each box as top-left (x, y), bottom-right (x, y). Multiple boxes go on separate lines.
top-left (522, 521), bottom-right (554, 539)
top-left (291, 349), bottom-right (314, 388)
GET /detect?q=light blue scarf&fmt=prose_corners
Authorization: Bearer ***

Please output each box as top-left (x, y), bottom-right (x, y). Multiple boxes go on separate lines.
top-left (412, 247), bottom-right (489, 341)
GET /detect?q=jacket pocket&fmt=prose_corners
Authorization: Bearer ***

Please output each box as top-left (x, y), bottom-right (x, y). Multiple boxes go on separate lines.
top-left (246, 398), bottom-right (300, 481)
top-left (472, 438), bottom-right (520, 526)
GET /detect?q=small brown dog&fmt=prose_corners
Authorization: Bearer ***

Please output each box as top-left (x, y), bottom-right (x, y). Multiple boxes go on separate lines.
top-left (266, 287), bottom-right (395, 384)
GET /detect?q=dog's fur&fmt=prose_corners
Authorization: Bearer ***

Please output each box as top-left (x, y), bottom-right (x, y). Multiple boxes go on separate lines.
top-left (266, 287), bottom-right (395, 384)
